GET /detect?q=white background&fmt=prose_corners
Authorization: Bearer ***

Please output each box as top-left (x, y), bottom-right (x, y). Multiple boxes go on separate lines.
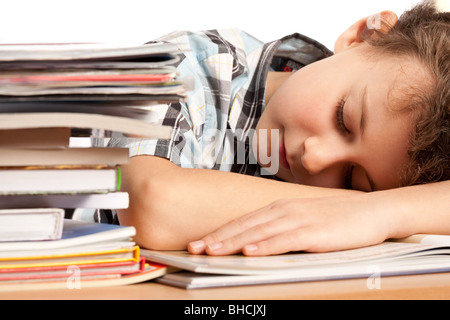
top-left (0, 0), bottom-right (428, 50)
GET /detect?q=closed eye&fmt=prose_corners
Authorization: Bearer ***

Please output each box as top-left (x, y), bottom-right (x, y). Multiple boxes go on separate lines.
top-left (336, 99), bottom-right (351, 135)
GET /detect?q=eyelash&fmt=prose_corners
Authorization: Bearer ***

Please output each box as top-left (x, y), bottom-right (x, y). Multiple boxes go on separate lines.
top-left (336, 99), bottom-right (351, 135)
top-left (336, 99), bottom-right (353, 189)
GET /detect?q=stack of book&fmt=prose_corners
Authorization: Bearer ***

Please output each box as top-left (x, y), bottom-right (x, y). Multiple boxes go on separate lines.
top-left (0, 218), bottom-right (168, 291)
top-left (0, 42), bottom-right (185, 290)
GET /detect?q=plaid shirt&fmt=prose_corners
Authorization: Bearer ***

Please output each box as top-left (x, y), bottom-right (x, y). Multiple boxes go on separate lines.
top-left (111, 29), bottom-right (332, 177)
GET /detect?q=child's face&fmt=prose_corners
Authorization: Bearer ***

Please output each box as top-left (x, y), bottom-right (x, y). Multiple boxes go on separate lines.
top-left (256, 44), bottom-right (420, 191)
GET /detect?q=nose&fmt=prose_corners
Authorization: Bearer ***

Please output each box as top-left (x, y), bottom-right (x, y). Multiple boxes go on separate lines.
top-left (301, 136), bottom-right (348, 175)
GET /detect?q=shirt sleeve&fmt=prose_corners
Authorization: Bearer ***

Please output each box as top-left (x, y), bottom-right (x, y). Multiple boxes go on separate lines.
top-left (109, 29), bottom-right (264, 170)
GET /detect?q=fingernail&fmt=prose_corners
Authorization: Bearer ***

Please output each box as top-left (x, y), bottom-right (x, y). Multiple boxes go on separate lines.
top-left (207, 242), bottom-right (223, 251)
top-left (244, 244), bottom-right (258, 254)
top-left (188, 240), bottom-right (205, 253)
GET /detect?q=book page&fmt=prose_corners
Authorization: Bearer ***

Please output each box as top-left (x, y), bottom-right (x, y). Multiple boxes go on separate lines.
top-left (142, 241), bottom-right (445, 275)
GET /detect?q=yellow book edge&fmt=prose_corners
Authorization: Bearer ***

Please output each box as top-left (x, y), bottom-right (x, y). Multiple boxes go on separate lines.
top-left (0, 246), bottom-right (140, 270)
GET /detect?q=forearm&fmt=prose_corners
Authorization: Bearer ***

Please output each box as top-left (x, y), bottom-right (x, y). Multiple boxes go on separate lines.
top-left (186, 180), bottom-right (450, 256)
top-left (117, 155), bottom-right (359, 250)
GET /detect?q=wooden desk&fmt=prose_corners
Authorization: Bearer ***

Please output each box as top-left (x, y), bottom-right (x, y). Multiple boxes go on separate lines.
top-left (2, 272), bottom-right (450, 300)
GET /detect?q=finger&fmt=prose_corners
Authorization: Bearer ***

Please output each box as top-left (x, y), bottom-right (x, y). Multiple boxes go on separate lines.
top-left (187, 240), bottom-right (207, 254)
top-left (188, 206), bottom-right (276, 255)
top-left (204, 216), bottom-right (299, 256)
top-left (242, 229), bottom-right (311, 256)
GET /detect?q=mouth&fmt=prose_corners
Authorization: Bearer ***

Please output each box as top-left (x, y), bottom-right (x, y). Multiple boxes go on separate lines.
top-left (279, 138), bottom-right (290, 170)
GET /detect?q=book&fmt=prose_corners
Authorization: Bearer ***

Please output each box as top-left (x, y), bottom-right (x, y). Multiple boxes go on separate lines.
top-left (0, 208), bottom-right (64, 242)
top-left (0, 94), bottom-right (186, 104)
top-left (0, 260), bottom-right (168, 292)
top-left (0, 220), bottom-right (169, 292)
top-left (142, 235), bottom-right (450, 289)
top-left (0, 72), bottom-right (181, 98)
top-left (0, 42), bottom-right (180, 62)
top-left (0, 245), bottom-right (140, 269)
top-left (0, 127), bottom-right (70, 149)
top-left (0, 112), bottom-right (172, 139)
top-left (0, 219), bottom-right (136, 252)
top-left (0, 147), bottom-right (129, 167)
top-left (0, 258), bottom-right (146, 282)
top-left (0, 192), bottom-right (129, 209)
top-left (0, 59), bottom-right (180, 71)
top-left (0, 101), bottom-right (160, 117)
top-left (0, 71), bottom-right (177, 86)
top-left (0, 166), bottom-right (121, 195)
top-left (0, 42), bottom-right (187, 104)
top-left (0, 85), bottom-right (187, 98)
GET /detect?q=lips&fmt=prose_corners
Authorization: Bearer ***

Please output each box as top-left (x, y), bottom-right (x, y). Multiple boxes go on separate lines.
top-left (279, 138), bottom-right (290, 170)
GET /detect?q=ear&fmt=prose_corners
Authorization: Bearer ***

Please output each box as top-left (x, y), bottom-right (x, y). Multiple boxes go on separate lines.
top-left (334, 11), bottom-right (398, 53)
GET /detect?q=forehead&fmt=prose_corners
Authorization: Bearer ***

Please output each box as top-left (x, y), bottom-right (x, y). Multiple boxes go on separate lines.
top-left (363, 104), bottom-right (413, 190)
top-left (365, 49), bottom-right (432, 113)
top-left (361, 65), bottom-right (419, 190)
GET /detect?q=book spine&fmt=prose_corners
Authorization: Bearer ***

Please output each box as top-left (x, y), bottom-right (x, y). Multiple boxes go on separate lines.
top-left (116, 167), bottom-right (122, 191)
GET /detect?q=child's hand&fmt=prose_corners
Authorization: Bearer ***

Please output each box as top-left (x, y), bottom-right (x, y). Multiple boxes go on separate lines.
top-left (188, 193), bottom-right (393, 256)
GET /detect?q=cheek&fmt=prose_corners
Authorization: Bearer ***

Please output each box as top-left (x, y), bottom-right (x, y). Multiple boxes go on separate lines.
top-left (264, 67), bottom-right (334, 136)
top-left (285, 78), bottom-right (328, 126)
top-left (267, 84), bottom-right (313, 128)
top-left (281, 98), bottom-right (325, 135)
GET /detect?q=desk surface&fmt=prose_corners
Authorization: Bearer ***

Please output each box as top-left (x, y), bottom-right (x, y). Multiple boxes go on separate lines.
top-left (2, 272), bottom-right (450, 300)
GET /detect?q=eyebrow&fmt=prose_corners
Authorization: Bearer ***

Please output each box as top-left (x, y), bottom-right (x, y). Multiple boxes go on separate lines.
top-left (360, 85), bottom-right (376, 191)
top-left (360, 85), bottom-right (368, 136)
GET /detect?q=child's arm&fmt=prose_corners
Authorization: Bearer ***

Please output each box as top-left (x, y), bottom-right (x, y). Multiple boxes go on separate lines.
top-left (117, 155), bottom-right (360, 250)
top-left (188, 180), bottom-right (450, 255)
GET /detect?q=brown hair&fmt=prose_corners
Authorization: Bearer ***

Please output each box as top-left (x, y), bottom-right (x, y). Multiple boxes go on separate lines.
top-left (365, 1), bottom-right (449, 186)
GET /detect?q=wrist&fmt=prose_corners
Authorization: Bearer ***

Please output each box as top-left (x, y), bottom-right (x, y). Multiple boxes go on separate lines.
top-left (366, 188), bottom-right (417, 240)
